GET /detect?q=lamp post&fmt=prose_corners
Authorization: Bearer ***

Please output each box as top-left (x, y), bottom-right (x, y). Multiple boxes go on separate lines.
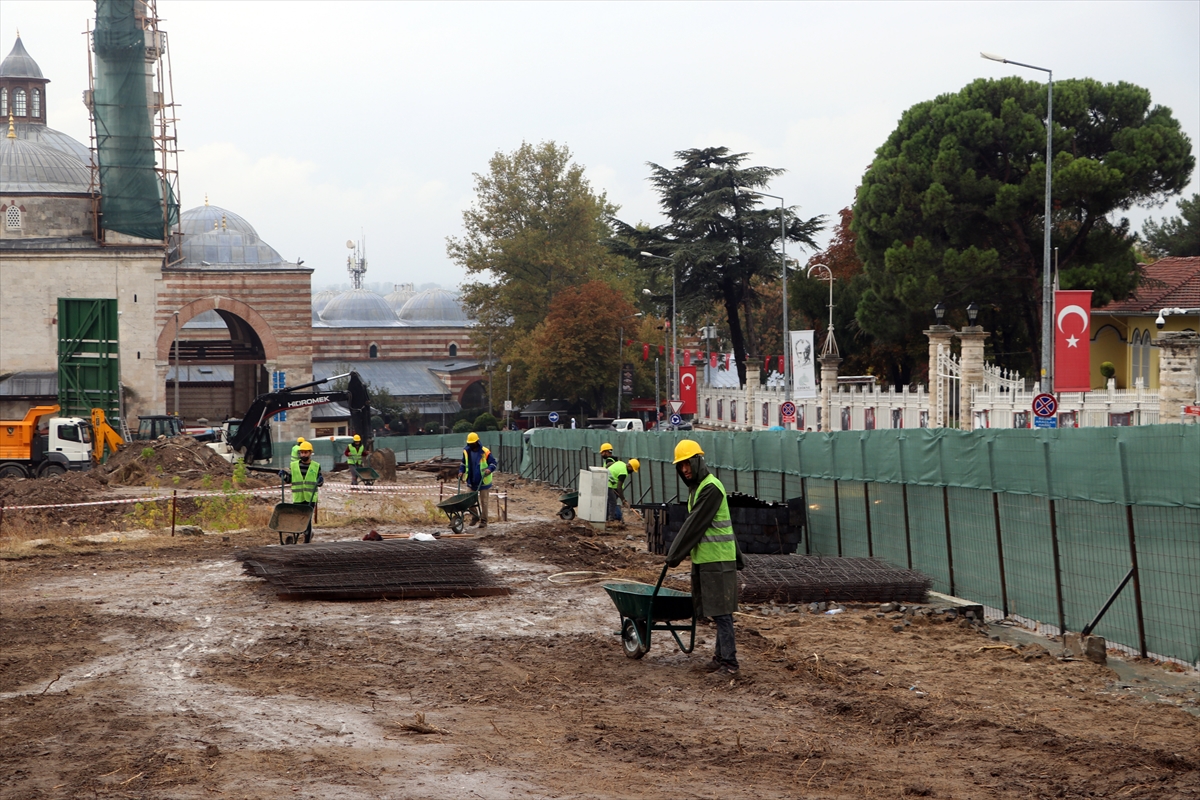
top-left (735, 189), bottom-right (789, 400)
top-left (505, 364), bottom-right (512, 431)
top-left (173, 311), bottom-right (179, 418)
top-left (806, 263), bottom-right (838, 358)
top-left (982, 52), bottom-right (1053, 390)
top-left (640, 252), bottom-right (676, 401)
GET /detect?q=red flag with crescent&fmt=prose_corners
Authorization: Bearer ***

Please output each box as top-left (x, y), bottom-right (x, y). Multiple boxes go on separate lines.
top-left (683, 350), bottom-right (691, 367)
top-left (642, 343), bottom-right (649, 361)
top-left (679, 366), bottom-right (697, 414)
top-left (725, 353), bottom-right (732, 369)
top-left (709, 352), bottom-right (718, 368)
top-left (777, 356), bottom-right (785, 373)
top-left (764, 355), bottom-right (771, 373)
top-left (1054, 290), bottom-right (1093, 392)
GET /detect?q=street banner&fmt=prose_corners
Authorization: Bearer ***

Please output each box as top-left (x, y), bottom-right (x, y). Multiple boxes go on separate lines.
top-left (621, 363), bottom-right (634, 396)
top-left (790, 330), bottom-right (817, 398)
top-left (679, 366), bottom-right (697, 414)
top-left (1054, 290), bottom-right (1093, 392)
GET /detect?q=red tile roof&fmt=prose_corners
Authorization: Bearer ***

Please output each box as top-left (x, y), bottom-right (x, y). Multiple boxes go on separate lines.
top-left (1098, 257), bottom-right (1200, 314)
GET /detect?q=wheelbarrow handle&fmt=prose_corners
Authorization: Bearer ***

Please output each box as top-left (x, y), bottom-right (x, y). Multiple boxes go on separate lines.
top-left (652, 561), bottom-right (669, 599)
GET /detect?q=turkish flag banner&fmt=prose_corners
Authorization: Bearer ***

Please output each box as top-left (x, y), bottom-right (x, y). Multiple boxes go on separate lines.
top-left (1054, 290), bottom-right (1093, 392)
top-left (642, 343), bottom-right (649, 361)
top-left (777, 356), bottom-right (785, 373)
top-left (709, 352), bottom-right (718, 368)
top-left (683, 350), bottom-right (691, 367)
top-left (679, 366), bottom-right (697, 414)
top-left (764, 355), bottom-right (771, 373)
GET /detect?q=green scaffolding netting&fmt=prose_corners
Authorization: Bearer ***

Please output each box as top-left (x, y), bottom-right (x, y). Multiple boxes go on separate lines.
top-left (93, 0), bottom-right (177, 240)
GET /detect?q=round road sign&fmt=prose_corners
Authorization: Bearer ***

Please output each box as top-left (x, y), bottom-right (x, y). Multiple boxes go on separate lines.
top-left (548, 411), bottom-right (560, 424)
top-left (1032, 393), bottom-right (1058, 418)
top-left (669, 413), bottom-right (683, 426)
top-left (781, 401), bottom-right (797, 421)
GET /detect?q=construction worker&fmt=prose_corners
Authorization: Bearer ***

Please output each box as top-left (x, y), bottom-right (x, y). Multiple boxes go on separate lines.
top-left (606, 457), bottom-right (640, 526)
top-left (290, 436), bottom-right (307, 462)
top-left (279, 441), bottom-right (323, 543)
top-left (665, 440), bottom-right (743, 677)
top-left (599, 442), bottom-right (616, 468)
top-left (344, 434), bottom-right (367, 486)
top-left (459, 432), bottom-right (497, 528)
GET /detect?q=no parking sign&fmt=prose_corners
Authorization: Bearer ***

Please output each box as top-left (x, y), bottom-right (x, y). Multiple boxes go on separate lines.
top-left (781, 401), bottom-right (797, 424)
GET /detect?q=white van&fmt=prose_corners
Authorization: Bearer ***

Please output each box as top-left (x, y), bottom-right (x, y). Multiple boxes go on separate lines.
top-left (611, 418), bottom-right (644, 433)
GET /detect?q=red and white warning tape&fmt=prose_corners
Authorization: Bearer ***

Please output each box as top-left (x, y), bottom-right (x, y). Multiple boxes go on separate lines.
top-left (1, 483), bottom-right (445, 511)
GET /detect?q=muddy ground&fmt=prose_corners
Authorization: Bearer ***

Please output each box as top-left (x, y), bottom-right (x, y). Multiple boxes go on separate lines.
top-left (1, 470), bottom-right (1198, 800)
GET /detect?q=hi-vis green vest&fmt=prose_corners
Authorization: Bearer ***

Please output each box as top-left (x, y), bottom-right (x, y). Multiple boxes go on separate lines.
top-left (347, 443), bottom-right (365, 465)
top-left (291, 460), bottom-right (321, 504)
top-left (607, 460), bottom-right (628, 489)
top-left (462, 446), bottom-right (494, 488)
top-left (687, 473), bottom-right (736, 564)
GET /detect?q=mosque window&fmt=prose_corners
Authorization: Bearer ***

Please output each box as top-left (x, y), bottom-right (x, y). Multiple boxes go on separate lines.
top-left (31, 89), bottom-right (40, 118)
top-left (1, 89), bottom-right (7, 116)
top-left (368, 344), bottom-right (378, 359)
top-left (5, 205), bottom-right (21, 230)
top-left (14, 89), bottom-right (26, 116)
top-left (448, 343), bottom-right (458, 358)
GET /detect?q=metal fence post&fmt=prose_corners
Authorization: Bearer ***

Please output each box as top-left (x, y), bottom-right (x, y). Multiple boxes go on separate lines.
top-left (801, 476), bottom-right (811, 555)
top-left (1125, 504), bottom-right (1148, 658)
top-left (992, 492), bottom-right (1009, 617)
top-left (902, 484), bottom-right (913, 570)
top-left (1049, 497), bottom-right (1067, 636)
top-left (833, 479), bottom-right (843, 556)
top-left (864, 482), bottom-right (874, 558)
top-left (943, 485), bottom-right (956, 596)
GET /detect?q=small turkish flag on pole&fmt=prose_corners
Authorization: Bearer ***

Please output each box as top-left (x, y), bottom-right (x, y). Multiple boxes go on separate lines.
top-left (1054, 290), bottom-right (1093, 392)
top-left (683, 350), bottom-right (691, 367)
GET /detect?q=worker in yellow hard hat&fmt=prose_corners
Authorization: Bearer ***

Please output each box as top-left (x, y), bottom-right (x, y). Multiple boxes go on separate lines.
top-left (460, 431), bottom-right (497, 528)
top-left (343, 433), bottom-right (369, 486)
top-left (290, 436), bottom-right (307, 462)
top-left (665, 439), bottom-right (743, 677)
top-left (278, 440), bottom-right (322, 543)
top-left (606, 457), bottom-right (640, 527)
top-left (599, 442), bottom-right (616, 468)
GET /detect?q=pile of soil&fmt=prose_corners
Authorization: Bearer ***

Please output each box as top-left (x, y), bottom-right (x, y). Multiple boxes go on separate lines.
top-left (100, 436), bottom-right (271, 490)
top-left (483, 520), bottom-right (657, 574)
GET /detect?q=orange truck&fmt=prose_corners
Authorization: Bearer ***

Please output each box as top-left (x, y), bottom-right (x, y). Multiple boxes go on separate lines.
top-left (0, 405), bottom-right (123, 480)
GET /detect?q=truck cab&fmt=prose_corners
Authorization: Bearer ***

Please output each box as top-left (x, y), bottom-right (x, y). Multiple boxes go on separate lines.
top-left (0, 406), bottom-right (93, 479)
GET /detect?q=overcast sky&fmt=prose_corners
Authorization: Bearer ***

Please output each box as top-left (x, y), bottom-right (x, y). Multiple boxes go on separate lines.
top-left (3, 1), bottom-right (1197, 292)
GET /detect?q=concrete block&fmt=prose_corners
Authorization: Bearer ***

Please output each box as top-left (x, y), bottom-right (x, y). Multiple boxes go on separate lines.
top-left (1064, 633), bottom-right (1108, 665)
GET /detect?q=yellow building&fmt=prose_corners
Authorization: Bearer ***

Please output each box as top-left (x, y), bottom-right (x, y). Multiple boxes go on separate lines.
top-left (1090, 257), bottom-right (1200, 390)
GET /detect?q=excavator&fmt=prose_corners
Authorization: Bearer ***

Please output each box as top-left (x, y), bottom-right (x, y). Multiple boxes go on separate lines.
top-left (212, 371), bottom-right (372, 465)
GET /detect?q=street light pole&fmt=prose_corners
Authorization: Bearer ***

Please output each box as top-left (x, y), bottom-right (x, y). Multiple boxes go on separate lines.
top-left (617, 325), bottom-right (624, 419)
top-left (982, 52), bottom-right (1053, 390)
top-left (735, 189), bottom-right (789, 401)
top-left (505, 364), bottom-right (512, 431)
top-left (173, 311), bottom-right (179, 418)
top-left (806, 264), bottom-right (838, 358)
top-left (640, 252), bottom-right (676, 401)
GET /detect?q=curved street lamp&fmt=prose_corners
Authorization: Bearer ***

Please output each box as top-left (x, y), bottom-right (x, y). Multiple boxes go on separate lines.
top-left (806, 263), bottom-right (839, 358)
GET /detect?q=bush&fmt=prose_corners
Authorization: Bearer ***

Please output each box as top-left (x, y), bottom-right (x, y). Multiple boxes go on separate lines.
top-left (423, 422), bottom-right (440, 435)
top-left (452, 419), bottom-right (473, 434)
top-left (1100, 361), bottom-right (1116, 379)
top-left (474, 412), bottom-right (500, 432)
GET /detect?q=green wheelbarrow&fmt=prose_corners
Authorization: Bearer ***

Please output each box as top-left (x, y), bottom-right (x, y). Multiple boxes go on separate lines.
top-left (352, 464), bottom-right (380, 487)
top-left (437, 484), bottom-right (480, 534)
top-left (557, 491), bottom-right (579, 520)
top-left (269, 502), bottom-right (313, 545)
top-left (602, 564), bottom-right (696, 659)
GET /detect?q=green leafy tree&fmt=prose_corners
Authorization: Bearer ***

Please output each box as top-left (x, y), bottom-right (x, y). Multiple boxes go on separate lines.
top-left (853, 77), bottom-right (1194, 376)
top-left (520, 281), bottom-right (638, 415)
top-left (447, 141), bottom-right (633, 366)
top-left (612, 147), bottom-right (823, 386)
top-left (1141, 193), bottom-right (1200, 258)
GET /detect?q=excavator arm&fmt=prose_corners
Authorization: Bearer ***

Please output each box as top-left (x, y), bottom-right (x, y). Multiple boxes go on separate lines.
top-left (227, 371), bottom-right (372, 461)
top-left (90, 408), bottom-right (125, 463)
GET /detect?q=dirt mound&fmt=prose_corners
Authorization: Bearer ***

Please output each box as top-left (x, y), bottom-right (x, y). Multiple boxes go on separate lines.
top-left (100, 436), bottom-right (271, 490)
top-left (484, 520), bottom-right (655, 573)
top-left (0, 470), bottom-right (114, 507)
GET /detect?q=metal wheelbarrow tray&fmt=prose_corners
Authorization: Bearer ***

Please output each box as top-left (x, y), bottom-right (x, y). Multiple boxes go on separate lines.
top-left (602, 564), bottom-right (696, 659)
top-left (436, 490), bottom-right (480, 534)
top-left (269, 502), bottom-right (314, 545)
top-left (557, 491), bottom-right (579, 520)
top-left (355, 465), bottom-right (380, 487)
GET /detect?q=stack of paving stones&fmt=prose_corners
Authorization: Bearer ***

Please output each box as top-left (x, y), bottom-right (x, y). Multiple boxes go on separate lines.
top-left (737, 554), bottom-right (931, 605)
top-left (235, 540), bottom-right (510, 600)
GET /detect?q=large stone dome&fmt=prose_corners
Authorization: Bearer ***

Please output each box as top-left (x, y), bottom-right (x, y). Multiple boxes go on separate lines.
top-left (319, 288), bottom-right (400, 327)
top-left (177, 204), bottom-right (288, 268)
top-left (397, 288), bottom-right (470, 327)
top-left (0, 135), bottom-right (91, 193)
top-left (384, 283), bottom-right (416, 313)
top-left (311, 289), bottom-right (338, 321)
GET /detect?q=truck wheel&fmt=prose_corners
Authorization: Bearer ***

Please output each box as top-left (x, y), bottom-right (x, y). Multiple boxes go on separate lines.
top-left (0, 464), bottom-right (28, 480)
top-left (38, 463), bottom-right (66, 478)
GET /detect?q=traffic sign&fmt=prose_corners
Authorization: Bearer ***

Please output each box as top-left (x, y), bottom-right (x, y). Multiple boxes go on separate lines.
top-left (1033, 415), bottom-right (1058, 429)
top-left (781, 400), bottom-right (797, 424)
top-left (669, 400), bottom-right (684, 414)
top-left (548, 411), bottom-right (560, 424)
top-left (669, 413), bottom-right (682, 426)
top-left (504, 400), bottom-right (512, 412)
top-left (1185, 405), bottom-right (1200, 417)
top-left (1032, 393), bottom-right (1058, 418)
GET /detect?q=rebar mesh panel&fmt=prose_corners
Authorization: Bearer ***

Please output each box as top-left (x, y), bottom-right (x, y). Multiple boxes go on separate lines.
top-left (738, 554), bottom-right (932, 605)
top-left (235, 540), bottom-right (509, 601)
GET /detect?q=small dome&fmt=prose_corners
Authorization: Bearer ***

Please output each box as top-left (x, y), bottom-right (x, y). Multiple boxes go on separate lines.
top-left (179, 204), bottom-right (259, 238)
top-left (397, 288), bottom-right (470, 326)
top-left (384, 283), bottom-right (416, 312)
top-left (0, 37), bottom-right (44, 79)
top-left (177, 204), bottom-right (290, 268)
top-left (0, 136), bottom-right (91, 193)
top-left (312, 289), bottom-right (338, 321)
top-left (319, 289), bottom-right (400, 327)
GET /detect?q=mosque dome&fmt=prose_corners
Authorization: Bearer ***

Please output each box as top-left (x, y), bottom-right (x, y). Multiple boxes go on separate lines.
top-left (0, 37), bottom-right (91, 163)
top-left (318, 288), bottom-right (400, 327)
top-left (177, 204), bottom-right (289, 268)
top-left (311, 289), bottom-right (338, 321)
top-left (0, 36), bottom-right (43, 79)
top-left (397, 288), bottom-right (470, 327)
top-left (0, 135), bottom-right (91, 193)
top-left (384, 283), bottom-right (416, 313)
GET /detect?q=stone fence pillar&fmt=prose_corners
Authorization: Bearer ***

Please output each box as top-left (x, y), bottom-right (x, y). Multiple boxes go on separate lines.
top-left (1153, 332), bottom-right (1200, 423)
top-left (958, 327), bottom-right (990, 431)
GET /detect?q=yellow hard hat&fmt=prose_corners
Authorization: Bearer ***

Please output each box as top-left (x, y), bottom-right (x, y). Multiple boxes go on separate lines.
top-left (353, 434), bottom-right (361, 442)
top-left (673, 439), bottom-right (703, 464)
top-left (600, 442), bottom-right (613, 453)
top-left (466, 432), bottom-right (480, 444)
top-left (628, 458), bottom-right (641, 473)
top-left (298, 437), bottom-right (307, 444)
top-left (298, 441), bottom-right (314, 452)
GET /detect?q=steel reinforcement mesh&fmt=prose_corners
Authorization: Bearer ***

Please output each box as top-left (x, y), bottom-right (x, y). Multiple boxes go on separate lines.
top-left (738, 554), bottom-right (932, 605)
top-left (235, 540), bottom-right (509, 601)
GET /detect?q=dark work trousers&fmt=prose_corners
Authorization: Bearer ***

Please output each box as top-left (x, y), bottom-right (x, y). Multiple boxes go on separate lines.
top-left (714, 614), bottom-right (738, 668)
top-left (607, 488), bottom-right (622, 522)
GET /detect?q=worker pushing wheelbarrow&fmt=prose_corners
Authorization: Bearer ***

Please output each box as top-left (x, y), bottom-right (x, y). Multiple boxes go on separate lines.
top-left (458, 432), bottom-right (497, 529)
top-left (274, 440), bottom-right (323, 544)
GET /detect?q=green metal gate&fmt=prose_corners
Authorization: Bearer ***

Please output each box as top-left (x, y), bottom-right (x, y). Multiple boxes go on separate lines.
top-left (57, 298), bottom-right (120, 417)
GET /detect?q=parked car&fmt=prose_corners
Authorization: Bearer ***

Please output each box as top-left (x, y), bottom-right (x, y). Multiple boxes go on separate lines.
top-left (611, 418), bottom-right (645, 433)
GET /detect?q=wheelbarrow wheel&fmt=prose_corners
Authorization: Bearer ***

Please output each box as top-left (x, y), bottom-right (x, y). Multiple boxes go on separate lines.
top-left (449, 515), bottom-right (464, 534)
top-left (558, 506), bottom-right (576, 521)
top-left (283, 533), bottom-right (298, 545)
top-left (621, 618), bottom-right (648, 659)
